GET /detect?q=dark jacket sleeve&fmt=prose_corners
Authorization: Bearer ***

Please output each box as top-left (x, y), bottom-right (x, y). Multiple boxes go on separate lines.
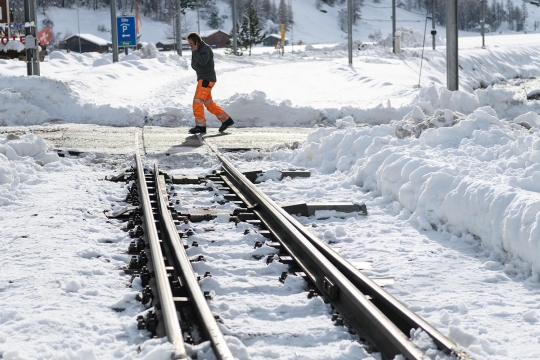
top-left (193, 45), bottom-right (211, 66)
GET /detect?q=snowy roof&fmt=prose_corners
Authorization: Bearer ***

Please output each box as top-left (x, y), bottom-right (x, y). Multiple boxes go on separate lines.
top-left (265, 34), bottom-right (289, 41)
top-left (70, 33), bottom-right (110, 46)
top-left (199, 29), bottom-right (228, 37)
top-left (157, 39), bottom-right (188, 45)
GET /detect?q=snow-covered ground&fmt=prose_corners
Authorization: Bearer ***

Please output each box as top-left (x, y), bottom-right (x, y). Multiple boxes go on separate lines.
top-left (3, 1), bottom-right (540, 359)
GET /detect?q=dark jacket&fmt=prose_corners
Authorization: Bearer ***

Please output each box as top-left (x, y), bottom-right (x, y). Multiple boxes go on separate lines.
top-left (191, 41), bottom-right (216, 82)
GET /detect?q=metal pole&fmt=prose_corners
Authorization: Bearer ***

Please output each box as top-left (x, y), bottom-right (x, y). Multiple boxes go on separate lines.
top-left (24, 0), bottom-right (32, 75)
top-left (6, 0), bottom-right (10, 38)
top-left (232, 0), bottom-right (237, 55)
top-left (392, 0), bottom-right (396, 53)
top-left (347, 0), bottom-right (352, 65)
top-left (176, 0), bottom-right (182, 56)
top-left (196, 0), bottom-right (200, 34)
top-left (289, 0), bottom-right (293, 52)
top-left (77, 2), bottom-right (82, 53)
top-left (110, 0), bottom-right (118, 62)
top-left (432, 0), bottom-right (436, 49)
top-left (481, 0), bottom-right (485, 48)
top-left (31, 0), bottom-right (39, 75)
top-left (446, 0), bottom-right (458, 90)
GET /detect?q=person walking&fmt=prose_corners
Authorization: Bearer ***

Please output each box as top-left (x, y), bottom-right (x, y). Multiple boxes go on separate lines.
top-left (187, 32), bottom-right (234, 134)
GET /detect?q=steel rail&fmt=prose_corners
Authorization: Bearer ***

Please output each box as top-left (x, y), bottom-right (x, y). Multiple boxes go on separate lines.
top-left (211, 152), bottom-right (424, 360)
top-left (287, 215), bottom-right (470, 359)
top-left (135, 154), bottom-right (187, 359)
top-left (153, 165), bottom-right (235, 360)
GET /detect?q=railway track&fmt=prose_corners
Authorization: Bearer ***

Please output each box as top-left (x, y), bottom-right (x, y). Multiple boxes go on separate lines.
top-left (109, 136), bottom-right (471, 360)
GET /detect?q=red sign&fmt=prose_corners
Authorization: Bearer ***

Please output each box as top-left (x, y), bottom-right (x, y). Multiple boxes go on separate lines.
top-left (1, 36), bottom-right (25, 45)
top-left (37, 27), bottom-right (51, 46)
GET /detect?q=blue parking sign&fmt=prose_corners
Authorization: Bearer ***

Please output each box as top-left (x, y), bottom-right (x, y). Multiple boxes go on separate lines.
top-left (117, 16), bottom-right (137, 47)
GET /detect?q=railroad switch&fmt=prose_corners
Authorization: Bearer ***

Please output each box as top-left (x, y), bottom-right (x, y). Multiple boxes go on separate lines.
top-left (234, 209), bottom-right (252, 218)
top-left (144, 311), bottom-right (158, 336)
top-left (140, 266), bottom-right (151, 287)
top-left (266, 254), bottom-right (275, 264)
top-left (170, 280), bottom-right (183, 297)
top-left (138, 285), bottom-right (154, 305)
top-left (126, 219), bottom-right (135, 230)
top-left (307, 289), bottom-right (319, 299)
top-left (174, 297), bottom-right (192, 308)
top-left (257, 230), bottom-right (272, 238)
top-left (138, 250), bottom-right (148, 266)
top-left (196, 272), bottom-right (211, 282)
top-left (128, 240), bottom-right (138, 254)
top-left (106, 168), bottom-right (135, 182)
top-left (277, 255), bottom-right (294, 264)
top-left (136, 315), bottom-right (146, 330)
top-left (183, 333), bottom-right (194, 344)
top-left (323, 277), bottom-right (340, 301)
top-left (104, 205), bottom-right (139, 220)
top-left (190, 255), bottom-right (205, 262)
top-left (129, 225), bottom-right (144, 238)
top-left (245, 219), bottom-right (262, 226)
top-left (137, 237), bottom-right (146, 250)
top-left (170, 175), bottom-right (200, 184)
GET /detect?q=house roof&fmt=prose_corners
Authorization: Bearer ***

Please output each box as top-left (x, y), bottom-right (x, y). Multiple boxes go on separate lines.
top-left (68, 33), bottom-right (110, 46)
top-left (199, 30), bottom-right (229, 37)
top-left (156, 39), bottom-right (188, 45)
top-left (265, 34), bottom-right (288, 41)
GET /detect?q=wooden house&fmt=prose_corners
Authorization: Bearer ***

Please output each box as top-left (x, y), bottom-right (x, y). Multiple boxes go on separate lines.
top-left (62, 34), bottom-right (109, 53)
top-left (199, 30), bottom-right (230, 48)
top-left (262, 34), bottom-right (289, 47)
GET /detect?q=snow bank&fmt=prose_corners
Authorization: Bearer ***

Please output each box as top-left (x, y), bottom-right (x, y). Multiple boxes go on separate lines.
top-left (290, 110), bottom-right (540, 277)
top-left (0, 134), bottom-right (61, 205)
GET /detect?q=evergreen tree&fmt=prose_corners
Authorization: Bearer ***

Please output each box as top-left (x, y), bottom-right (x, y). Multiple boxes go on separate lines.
top-left (238, 2), bottom-right (266, 55)
top-left (207, 9), bottom-right (224, 29)
top-left (277, 0), bottom-right (293, 30)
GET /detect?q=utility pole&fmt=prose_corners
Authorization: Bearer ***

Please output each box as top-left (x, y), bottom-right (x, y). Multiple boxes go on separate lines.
top-left (77, 0), bottom-right (82, 53)
top-left (392, 0), bottom-right (396, 53)
top-left (110, 0), bottom-right (118, 62)
top-left (347, 0), bottom-right (352, 65)
top-left (432, 0), bottom-right (436, 49)
top-left (232, 0), bottom-right (237, 55)
top-left (176, 0), bottom-right (182, 56)
top-left (24, 0), bottom-right (40, 75)
top-left (196, 0), bottom-right (200, 34)
top-left (481, 0), bottom-right (485, 49)
top-left (6, 0), bottom-right (11, 38)
top-left (447, 0), bottom-right (458, 90)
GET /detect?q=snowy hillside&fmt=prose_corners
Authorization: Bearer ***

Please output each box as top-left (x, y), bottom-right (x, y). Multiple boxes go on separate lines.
top-left (38, 0), bottom-right (540, 48)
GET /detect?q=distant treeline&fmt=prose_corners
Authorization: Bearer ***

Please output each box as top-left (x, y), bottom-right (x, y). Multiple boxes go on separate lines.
top-left (8, 0), bottom-right (530, 37)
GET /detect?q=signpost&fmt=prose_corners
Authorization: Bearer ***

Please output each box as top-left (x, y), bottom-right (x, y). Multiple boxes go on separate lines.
top-left (116, 15), bottom-right (136, 47)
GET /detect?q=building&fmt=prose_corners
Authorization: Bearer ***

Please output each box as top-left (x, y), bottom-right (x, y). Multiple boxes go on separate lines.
top-left (62, 34), bottom-right (110, 53)
top-left (262, 34), bottom-right (289, 47)
top-left (156, 39), bottom-right (189, 51)
top-left (0, 0), bottom-right (11, 25)
top-left (199, 30), bottom-right (230, 48)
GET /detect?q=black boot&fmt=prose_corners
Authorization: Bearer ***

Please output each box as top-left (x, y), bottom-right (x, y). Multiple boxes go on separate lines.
top-left (219, 117), bottom-right (234, 133)
top-left (188, 126), bottom-right (206, 134)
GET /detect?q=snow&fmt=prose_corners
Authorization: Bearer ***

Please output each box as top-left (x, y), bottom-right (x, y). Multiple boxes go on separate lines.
top-left (72, 33), bottom-right (110, 46)
top-left (2, 0), bottom-right (540, 359)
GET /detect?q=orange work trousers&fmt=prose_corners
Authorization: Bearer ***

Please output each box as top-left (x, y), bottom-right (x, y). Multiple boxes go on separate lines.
top-left (193, 79), bottom-right (229, 127)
